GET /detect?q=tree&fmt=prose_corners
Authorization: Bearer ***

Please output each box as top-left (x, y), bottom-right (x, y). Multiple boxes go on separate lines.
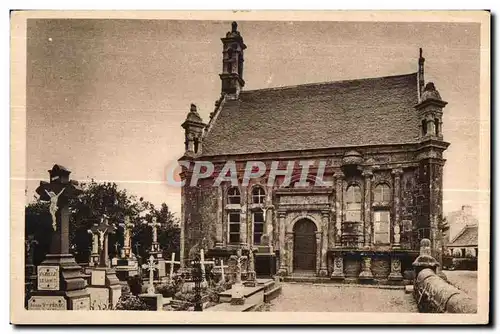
top-left (25, 180), bottom-right (180, 265)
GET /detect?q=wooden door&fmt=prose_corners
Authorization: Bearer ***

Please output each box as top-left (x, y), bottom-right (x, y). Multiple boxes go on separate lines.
top-left (293, 219), bottom-right (317, 271)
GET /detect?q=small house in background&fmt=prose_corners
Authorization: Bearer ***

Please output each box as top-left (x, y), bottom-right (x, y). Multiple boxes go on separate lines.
top-left (442, 205), bottom-right (478, 270)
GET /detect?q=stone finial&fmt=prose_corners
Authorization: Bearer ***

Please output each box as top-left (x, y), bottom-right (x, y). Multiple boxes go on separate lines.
top-left (412, 238), bottom-right (439, 274)
top-left (190, 103), bottom-right (197, 112)
top-left (232, 21), bottom-right (238, 33)
top-left (421, 82), bottom-right (442, 101)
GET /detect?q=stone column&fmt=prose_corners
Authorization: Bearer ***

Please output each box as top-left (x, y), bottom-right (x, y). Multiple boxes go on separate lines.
top-left (277, 211), bottom-right (287, 276)
top-left (334, 171), bottom-right (345, 247)
top-left (392, 167), bottom-right (403, 248)
top-left (215, 185), bottom-right (223, 248)
top-left (265, 205), bottom-right (274, 251)
top-left (362, 169), bottom-right (373, 248)
top-left (240, 186), bottom-right (248, 247)
top-left (319, 211), bottom-right (329, 276)
top-left (315, 231), bottom-right (322, 275)
top-left (287, 232), bottom-right (294, 274)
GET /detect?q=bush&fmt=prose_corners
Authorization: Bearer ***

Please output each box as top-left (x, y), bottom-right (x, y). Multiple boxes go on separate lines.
top-left (127, 275), bottom-right (143, 295)
top-left (115, 293), bottom-right (150, 311)
top-left (156, 281), bottom-right (178, 298)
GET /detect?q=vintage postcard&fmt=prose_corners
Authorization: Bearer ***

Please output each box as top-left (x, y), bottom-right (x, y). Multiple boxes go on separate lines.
top-left (10, 10), bottom-right (490, 324)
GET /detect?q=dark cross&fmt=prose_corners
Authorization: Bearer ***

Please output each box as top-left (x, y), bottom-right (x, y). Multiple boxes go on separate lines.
top-left (89, 214), bottom-right (117, 268)
top-left (35, 164), bottom-right (83, 254)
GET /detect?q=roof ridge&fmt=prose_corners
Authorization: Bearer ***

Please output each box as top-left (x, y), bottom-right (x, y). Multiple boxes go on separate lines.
top-left (241, 72), bottom-right (417, 94)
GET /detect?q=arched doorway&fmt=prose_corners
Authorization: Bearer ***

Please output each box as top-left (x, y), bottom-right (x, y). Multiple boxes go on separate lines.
top-left (293, 219), bottom-right (317, 272)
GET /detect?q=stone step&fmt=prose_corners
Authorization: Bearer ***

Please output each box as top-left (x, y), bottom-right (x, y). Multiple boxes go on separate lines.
top-left (264, 285), bottom-right (282, 303)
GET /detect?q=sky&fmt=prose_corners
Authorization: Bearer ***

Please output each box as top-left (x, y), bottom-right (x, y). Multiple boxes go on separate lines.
top-left (25, 19), bottom-right (484, 219)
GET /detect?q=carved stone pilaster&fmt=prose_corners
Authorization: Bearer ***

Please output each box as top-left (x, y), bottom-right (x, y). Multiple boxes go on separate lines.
top-left (392, 167), bottom-right (403, 249)
top-left (362, 169), bottom-right (373, 248)
top-left (277, 210), bottom-right (287, 276)
top-left (265, 204), bottom-right (274, 252)
top-left (319, 211), bottom-right (329, 276)
top-left (334, 172), bottom-right (345, 247)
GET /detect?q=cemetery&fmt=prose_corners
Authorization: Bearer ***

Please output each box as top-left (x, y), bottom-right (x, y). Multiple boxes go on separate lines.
top-left (25, 164), bottom-right (283, 312)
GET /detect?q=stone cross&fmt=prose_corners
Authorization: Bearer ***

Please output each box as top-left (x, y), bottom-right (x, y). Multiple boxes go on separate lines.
top-left (89, 215), bottom-right (117, 268)
top-left (214, 259), bottom-right (228, 284)
top-left (35, 164), bottom-right (83, 255)
top-left (141, 255), bottom-right (159, 294)
top-left (114, 241), bottom-right (120, 255)
top-left (199, 249), bottom-right (215, 284)
top-left (166, 252), bottom-right (180, 278)
top-left (148, 217), bottom-right (161, 245)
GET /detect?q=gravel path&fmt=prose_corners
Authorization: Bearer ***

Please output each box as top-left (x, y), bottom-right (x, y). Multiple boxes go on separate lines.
top-left (264, 283), bottom-right (418, 312)
top-left (443, 270), bottom-right (478, 301)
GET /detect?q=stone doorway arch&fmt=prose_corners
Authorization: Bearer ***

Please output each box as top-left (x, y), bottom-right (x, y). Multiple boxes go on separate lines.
top-left (293, 219), bottom-right (318, 272)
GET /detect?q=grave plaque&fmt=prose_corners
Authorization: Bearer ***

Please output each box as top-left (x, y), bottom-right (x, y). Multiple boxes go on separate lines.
top-left (28, 296), bottom-right (67, 310)
top-left (71, 297), bottom-right (90, 310)
top-left (37, 266), bottom-right (59, 291)
top-left (91, 269), bottom-right (106, 286)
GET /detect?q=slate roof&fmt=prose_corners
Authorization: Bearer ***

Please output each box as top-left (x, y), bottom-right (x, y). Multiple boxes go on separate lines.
top-left (201, 72), bottom-right (420, 157)
top-left (448, 225), bottom-right (478, 247)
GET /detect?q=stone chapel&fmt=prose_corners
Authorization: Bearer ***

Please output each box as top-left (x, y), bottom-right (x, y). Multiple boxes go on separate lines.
top-left (178, 22), bottom-right (449, 283)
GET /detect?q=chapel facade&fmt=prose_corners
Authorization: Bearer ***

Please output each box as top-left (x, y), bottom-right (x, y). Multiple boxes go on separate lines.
top-left (178, 22), bottom-right (449, 283)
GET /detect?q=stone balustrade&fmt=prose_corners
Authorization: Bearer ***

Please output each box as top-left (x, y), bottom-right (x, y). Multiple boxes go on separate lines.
top-left (412, 238), bottom-right (476, 313)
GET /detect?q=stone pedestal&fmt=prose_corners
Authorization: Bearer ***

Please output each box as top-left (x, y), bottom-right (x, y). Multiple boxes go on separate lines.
top-left (115, 258), bottom-right (139, 282)
top-left (149, 247), bottom-right (167, 281)
top-left (358, 255), bottom-right (374, 281)
top-left (89, 253), bottom-right (99, 267)
top-left (139, 293), bottom-right (163, 311)
top-left (388, 256), bottom-right (403, 282)
top-left (330, 254), bottom-right (345, 281)
top-left (28, 254), bottom-right (91, 310)
top-left (230, 283), bottom-right (245, 305)
top-left (88, 267), bottom-right (121, 309)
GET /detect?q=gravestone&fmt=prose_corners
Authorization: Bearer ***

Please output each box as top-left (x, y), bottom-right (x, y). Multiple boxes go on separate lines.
top-left (138, 255), bottom-right (163, 310)
top-left (230, 249), bottom-right (245, 305)
top-left (27, 165), bottom-right (90, 310)
top-left (87, 215), bottom-right (122, 309)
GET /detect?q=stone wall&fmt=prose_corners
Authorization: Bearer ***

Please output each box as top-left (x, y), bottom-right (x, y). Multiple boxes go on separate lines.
top-left (414, 268), bottom-right (476, 313)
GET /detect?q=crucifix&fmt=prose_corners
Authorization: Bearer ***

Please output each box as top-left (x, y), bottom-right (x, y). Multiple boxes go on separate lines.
top-left (199, 249), bottom-right (215, 284)
top-left (35, 164), bottom-right (83, 254)
top-left (119, 215), bottom-right (134, 258)
top-left (114, 241), bottom-right (120, 255)
top-left (229, 249), bottom-right (246, 285)
top-left (89, 214), bottom-right (117, 268)
top-left (148, 217), bottom-right (161, 246)
top-left (166, 252), bottom-right (180, 279)
top-left (142, 255), bottom-right (159, 294)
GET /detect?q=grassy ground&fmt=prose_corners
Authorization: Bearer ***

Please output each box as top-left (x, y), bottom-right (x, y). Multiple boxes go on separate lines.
top-left (263, 282), bottom-right (418, 312)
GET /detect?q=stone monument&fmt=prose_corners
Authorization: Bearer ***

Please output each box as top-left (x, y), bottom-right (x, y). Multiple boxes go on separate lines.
top-left (145, 217), bottom-right (166, 281)
top-left (230, 249), bottom-right (245, 305)
top-left (27, 164), bottom-right (90, 310)
top-left (138, 255), bottom-right (163, 310)
top-left (87, 215), bottom-right (121, 309)
top-left (115, 216), bottom-right (139, 281)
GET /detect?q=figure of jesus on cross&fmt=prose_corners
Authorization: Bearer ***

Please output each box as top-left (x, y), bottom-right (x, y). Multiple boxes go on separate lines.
top-left (142, 255), bottom-right (159, 295)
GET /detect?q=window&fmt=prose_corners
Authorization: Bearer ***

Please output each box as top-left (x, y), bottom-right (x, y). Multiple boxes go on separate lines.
top-left (434, 118), bottom-right (440, 136)
top-left (344, 185), bottom-right (362, 222)
top-left (228, 212), bottom-right (240, 244)
top-left (252, 186), bottom-right (265, 204)
top-left (253, 210), bottom-right (264, 245)
top-left (373, 210), bottom-right (390, 244)
top-left (422, 119), bottom-right (427, 136)
top-left (374, 184), bottom-right (391, 204)
top-left (227, 187), bottom-right (240, 205)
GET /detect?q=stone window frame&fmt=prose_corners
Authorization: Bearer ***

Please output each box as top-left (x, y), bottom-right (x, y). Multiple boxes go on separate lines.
top-left (251, 209), bottom-right (265, 245)
top-left (227, 211), bottom-right (241, 245)
top-left (373, 209), bottom-right (391, 245)
top-left (343, 182), bottom-right (362, 223)
top-left (251, 185), bottom-right (266, 204)
top-left (227, 186), bottom-right (241, 205)
top-left (372, 182), bottom-right (392, 207)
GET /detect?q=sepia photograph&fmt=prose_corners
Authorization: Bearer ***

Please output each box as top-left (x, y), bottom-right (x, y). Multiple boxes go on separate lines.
top-left (10, 10), bottom-right (490, 324)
